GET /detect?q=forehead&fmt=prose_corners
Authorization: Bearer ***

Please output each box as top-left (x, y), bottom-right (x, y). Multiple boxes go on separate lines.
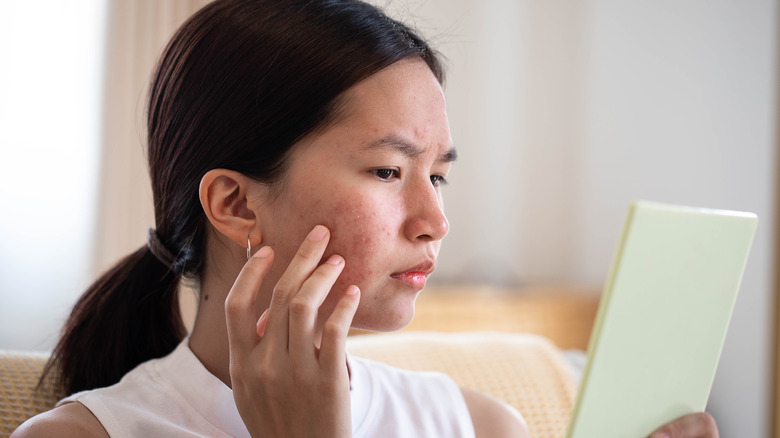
top-left (341, 59), bottom-right (448, 131)
top-left (295, 58), bottom-right (453, 160)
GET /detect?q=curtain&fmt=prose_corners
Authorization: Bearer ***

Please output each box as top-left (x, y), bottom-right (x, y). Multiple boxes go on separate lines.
top-left (91, 0), bottom-right (212, 277)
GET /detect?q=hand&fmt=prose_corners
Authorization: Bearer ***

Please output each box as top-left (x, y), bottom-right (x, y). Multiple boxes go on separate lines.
top-left (225, 225), bottom-right (361, 438)
top-left (647, 412), bottom-right (718, 438)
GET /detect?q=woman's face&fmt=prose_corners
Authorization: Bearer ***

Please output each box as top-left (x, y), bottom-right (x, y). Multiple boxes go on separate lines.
top-left (255, 58), bottom-right (454, 332)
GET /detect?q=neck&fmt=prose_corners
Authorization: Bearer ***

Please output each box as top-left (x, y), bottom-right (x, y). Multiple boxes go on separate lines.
top-left (188, 288), bottom-right (233, 386)
top-left (188, 250), bottom-right (258, 388)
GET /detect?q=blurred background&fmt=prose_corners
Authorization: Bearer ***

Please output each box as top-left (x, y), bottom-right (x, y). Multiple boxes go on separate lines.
top-left (1, 0), bottom-right (776, 436)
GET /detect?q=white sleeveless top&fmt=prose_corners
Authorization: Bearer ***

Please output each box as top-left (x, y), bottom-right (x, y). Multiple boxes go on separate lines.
top-left (57, 340), bottom-right (475, 437)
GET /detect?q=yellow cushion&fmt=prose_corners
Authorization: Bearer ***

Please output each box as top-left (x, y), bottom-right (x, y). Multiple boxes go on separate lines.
top-left (348, 331), bottom-right (576, 438)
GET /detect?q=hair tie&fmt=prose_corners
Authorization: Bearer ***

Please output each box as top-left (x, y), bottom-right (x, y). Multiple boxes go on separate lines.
top-left (147, 228), bottom-right (178, 269)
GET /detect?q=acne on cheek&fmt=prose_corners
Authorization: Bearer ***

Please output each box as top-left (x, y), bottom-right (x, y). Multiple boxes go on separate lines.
top-left (321, 198), bottom-right (388, 286)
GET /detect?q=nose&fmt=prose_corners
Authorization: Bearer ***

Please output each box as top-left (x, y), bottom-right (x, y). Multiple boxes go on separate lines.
top-left (403, 182), bottom-right (450, 242)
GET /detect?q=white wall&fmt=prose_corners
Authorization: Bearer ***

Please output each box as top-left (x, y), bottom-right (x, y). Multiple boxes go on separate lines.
top-left (0, 1), bottom-right (105, 351)
top-left (400, 0), bottom-right (776, 436)
top-left (0, 0), bottom-right (210, 352)
top-left (576, 3), bottom-right (776, 437)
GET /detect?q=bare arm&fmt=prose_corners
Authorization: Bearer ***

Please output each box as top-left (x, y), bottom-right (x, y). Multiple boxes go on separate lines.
top-left (11, 402), bottom-right (109, 438)
top-left (460, 386), bottom-right (530, 438)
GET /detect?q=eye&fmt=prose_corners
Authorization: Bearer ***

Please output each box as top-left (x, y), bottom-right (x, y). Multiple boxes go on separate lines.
top-left (371, 168), bottom-right (400, 181)
top-left (430, 174), bottom-right (448, 187)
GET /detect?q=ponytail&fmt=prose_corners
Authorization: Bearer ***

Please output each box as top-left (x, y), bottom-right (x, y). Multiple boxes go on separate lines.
top-left (42, 245), bottom-right (185, 395)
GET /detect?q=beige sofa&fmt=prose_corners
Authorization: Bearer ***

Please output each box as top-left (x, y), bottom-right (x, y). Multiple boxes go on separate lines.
top-left (0, 331), bottom-right (577, 437)
top-left (1, 286), bottom-right (597, 437)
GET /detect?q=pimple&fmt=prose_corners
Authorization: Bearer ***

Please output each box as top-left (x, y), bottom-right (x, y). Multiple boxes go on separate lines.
top-left (413, 124), bottom-right (432, 139)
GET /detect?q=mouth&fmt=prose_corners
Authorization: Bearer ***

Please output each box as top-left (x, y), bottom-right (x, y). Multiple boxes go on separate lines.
top-left (390, 261), bottom-right (435, 290)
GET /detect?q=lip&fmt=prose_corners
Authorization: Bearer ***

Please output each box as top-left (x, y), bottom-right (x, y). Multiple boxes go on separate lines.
top-left (390, 261), bottom-right (436, 289)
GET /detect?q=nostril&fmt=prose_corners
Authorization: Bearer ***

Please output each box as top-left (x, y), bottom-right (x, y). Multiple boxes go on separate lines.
top-left (417, 233), bottom-right (433, 242)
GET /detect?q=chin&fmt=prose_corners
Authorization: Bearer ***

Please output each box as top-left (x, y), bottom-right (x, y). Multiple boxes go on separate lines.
top-left (351, 298), bottom-right (417, 333)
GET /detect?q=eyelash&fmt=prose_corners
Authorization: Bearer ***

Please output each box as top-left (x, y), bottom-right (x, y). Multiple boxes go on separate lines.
top-left (370, 169), bottom-right (448, 187)
top-left (430, 174), bottom-right (448, 187)
top-left (372, 168), bottom-right (399, 181)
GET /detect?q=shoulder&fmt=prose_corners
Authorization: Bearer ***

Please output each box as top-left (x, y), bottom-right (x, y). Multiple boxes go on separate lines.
top-left (460, 386), bottom-right (530, 438)
top-left (11, 402), bottom-right (109, 438)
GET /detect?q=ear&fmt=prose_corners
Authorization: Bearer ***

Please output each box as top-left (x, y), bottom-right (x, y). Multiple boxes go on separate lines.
top-left (199, 169), bottom-right (264, 250)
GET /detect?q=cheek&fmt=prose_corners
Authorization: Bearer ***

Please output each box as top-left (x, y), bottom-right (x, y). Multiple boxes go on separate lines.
top-left (318, 191), bottom-right (399, 287)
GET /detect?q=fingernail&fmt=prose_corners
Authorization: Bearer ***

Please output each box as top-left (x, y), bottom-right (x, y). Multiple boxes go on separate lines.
top-left (252, 246), bottom-right (272, 259)
top-left (345, 285), bottom-right (359, 295)
top-left (308, 225), bottom-right (327, 241)
top-left (256, 308), bottom-right (269, 337)
top-left (325, 254), bottom-right (343, 265)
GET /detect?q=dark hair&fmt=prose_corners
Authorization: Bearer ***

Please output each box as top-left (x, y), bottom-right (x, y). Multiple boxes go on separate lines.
top-left (42, 0), bottom-right (444, 395)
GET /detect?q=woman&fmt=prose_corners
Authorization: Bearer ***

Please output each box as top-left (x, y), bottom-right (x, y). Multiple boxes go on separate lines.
top-left (15, 0), bottom-right (718, 436)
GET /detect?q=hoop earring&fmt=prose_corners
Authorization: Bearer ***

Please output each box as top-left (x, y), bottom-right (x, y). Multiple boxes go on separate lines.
top-left (247, 236), bottom-right (251, 260)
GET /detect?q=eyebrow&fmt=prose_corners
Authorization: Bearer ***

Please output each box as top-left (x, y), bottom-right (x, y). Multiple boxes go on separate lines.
top-left (365, 134), bottom-right (458, 163)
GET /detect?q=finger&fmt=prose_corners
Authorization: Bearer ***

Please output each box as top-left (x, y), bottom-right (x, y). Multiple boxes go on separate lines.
top-left (319, 285), bottom-right (360, 374)
top-left (225, 246), bottom-right (275, 355)
top-left (264, 225), bottom-right (330, 347)
top-left (288, 254), bottom-right (346, 361)
top-left (648, 412), bottom-right (718, 438)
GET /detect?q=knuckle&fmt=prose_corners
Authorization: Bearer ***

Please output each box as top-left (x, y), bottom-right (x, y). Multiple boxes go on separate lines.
top-left (229, 362), bottom-right (248, 384)
top-left (289, 295), bottom-right (314, 317)
top-left (322, 319), bottom-right (348, 340)
top-left (224, 294), bottom-right (245, 316)
top-left (297, 243), bottom-right (320, 261)
top-left (256, 359), bottom-right (277, 382)
top-left (228, 362), bottom-right (240, 378)
top-left (308, 267), bottom-right (337, 285)
top-left (271, 284), bottom-right (292, 306)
